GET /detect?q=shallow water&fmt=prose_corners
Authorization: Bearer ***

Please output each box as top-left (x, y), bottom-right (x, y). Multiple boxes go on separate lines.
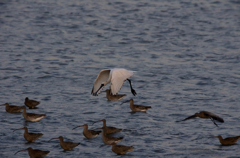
top-left (0, 0), bottom-right (240, 157)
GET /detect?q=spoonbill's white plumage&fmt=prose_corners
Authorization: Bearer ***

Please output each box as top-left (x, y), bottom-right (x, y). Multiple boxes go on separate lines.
top-left (91, 68), bottom-right (137, 96)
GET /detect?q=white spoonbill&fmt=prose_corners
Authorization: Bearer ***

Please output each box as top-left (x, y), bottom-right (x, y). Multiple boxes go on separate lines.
top-left (91, 68), bottom-right (137, 96)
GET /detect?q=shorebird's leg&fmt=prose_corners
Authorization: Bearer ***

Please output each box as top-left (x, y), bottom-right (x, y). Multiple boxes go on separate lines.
top-left (127, 79), bottom-right (137, 96)
top-left (210, 118), bottom-right (219, 127)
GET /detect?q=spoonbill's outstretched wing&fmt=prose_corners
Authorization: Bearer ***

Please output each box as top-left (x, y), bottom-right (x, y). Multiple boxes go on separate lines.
top-left (91, 69), bottom-right (110, 95)
top-left (110, 69), bottom-right (134, 95)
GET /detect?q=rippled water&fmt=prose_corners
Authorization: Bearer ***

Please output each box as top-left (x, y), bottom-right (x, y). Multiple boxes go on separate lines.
top-left (0, 0), bottom-right (240, 157)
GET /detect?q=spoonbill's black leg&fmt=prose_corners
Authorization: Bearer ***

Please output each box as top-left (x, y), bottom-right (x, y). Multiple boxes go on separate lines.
top-left (127, 79), bottom-right (137, 96)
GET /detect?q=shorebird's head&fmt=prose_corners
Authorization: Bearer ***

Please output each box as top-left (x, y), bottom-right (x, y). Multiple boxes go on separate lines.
top-left (72, 124), bottom-right (87, 130)
top-left (121, 99), bottom-right (133, 105)
top-left (0, 103), bottom-right (9, 106)
top-left (14, 147), bottom-right (32, 155)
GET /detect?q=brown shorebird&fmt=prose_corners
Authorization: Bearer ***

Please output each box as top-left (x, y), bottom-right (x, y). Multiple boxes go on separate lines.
top-left (92, 119), bottom-right (122, 135)
top-left (0, 103), bottom-right (25, 113)
top-left (101, 128), bottom-right (123, 145)
top-left (48, 136), bottom-right (80, 151)
top-left (14, 147), bottom-right (50, 157)
top-left (13, 127), bottom-right (43, 142)
top-left (111, 143), bottom-right (134, 155)
top-left (213, 135), bottom-right (240, 146)
top-left (176, 111), bottom-right (224, 127)
top-left (101, 89), bottom-right (126, 101)
top-left (72, 124), bottom-right (101, 139)
top-left (24, 97), bottom-right (40, 109)
top-left (22, 107), bottom-right (46, 122)
top-left (121, 99), bottom-right (151, 112)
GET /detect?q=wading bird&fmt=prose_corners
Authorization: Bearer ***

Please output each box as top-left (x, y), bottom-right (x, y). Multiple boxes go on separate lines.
top-left (121, 99), bottom-right (151, 112)
top-left (14, 147), bottom-right (49, 158)
top-left (176, 111), bottom-right (224, 127)
top-left (213, 135), bottom-right (240, 146)
top-left (22, 107), bottom-right (46, 122)
top-left (111, 143), bottom-right (134, 155)
top-left (0, 103), bottom-right (25, 113)
top-left (101, 89), bottom-right (126, 101)
top-left (48, 136), bottom-right (80, 151)
top-left (13, 127), bottom-right (43, 142)
top-left (72, 124), bottom-right (101, 139)
top-left (91, 68), bottom-right (137, 96)
top-left (101, 128), bottom-right (123, 145)
top-left (92, 119), bottom-right (122, 135)
top-left (24, 97), bottom-right (40, 109)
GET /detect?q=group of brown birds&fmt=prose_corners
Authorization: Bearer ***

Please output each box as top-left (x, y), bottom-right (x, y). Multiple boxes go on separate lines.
top-left (2, 97), bottom-right (84, 157)
top-left (1, 97), bottom-right (50, 157)
top-left (2, 91), bottom-right (152, 157)
top-left (3, 71), bottom-right (238, 158)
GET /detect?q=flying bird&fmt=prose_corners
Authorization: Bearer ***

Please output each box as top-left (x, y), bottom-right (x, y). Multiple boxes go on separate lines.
top-left (176, 111), bottom-right (224, 127)
top-left (91, 68), bottom-right (137, 96)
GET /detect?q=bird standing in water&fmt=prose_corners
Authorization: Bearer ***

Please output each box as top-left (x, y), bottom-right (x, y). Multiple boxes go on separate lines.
top-left (72, 124), bottom-right (101, 139)
top-left (213, 135), bottom-right (240, 146)
top-left (22, 107), bottom-right (46, 122)
top-left (24, 97), bottom-right (40, 109)
top-left (101, 89), bottom-right (126, 101)
top-left (121, 99), bottom-right (151, 112)
top-left (101, 128), bottom-right (123, 145)
top-left (92, 119), bottom-right (122, 135)
top-left (0, 103), bottom-right (25, 113)
top-left (48, 136), bottom-right (80, 151)
top-left (111, 143), bottom-right (134, 155)
top-left (176, 111), bottom-right (224, 127)
top-left (13, 127), bottom-right (43, 142)
top-left (14, 147), bottom-right (50, 157)
top-left (91, 68), bottom-right (137, 96)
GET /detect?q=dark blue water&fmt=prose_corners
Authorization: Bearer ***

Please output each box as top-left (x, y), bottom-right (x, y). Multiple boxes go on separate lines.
top-left (0, 0), bottom-right (240, 157)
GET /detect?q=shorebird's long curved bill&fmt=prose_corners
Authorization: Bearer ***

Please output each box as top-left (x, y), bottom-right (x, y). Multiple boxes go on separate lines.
top-left (14, 148), bottom-right (28, 155)
top-left (120, 100), bottom-right (130, 105)
top-left (72, 125), bottom-right (84, 130)
top-left (48, 138), bottom-right (59, 142)
top-left (92, 120), bottom-right (103, 125)
top-left (13, 128), bottom-right (24, 132)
